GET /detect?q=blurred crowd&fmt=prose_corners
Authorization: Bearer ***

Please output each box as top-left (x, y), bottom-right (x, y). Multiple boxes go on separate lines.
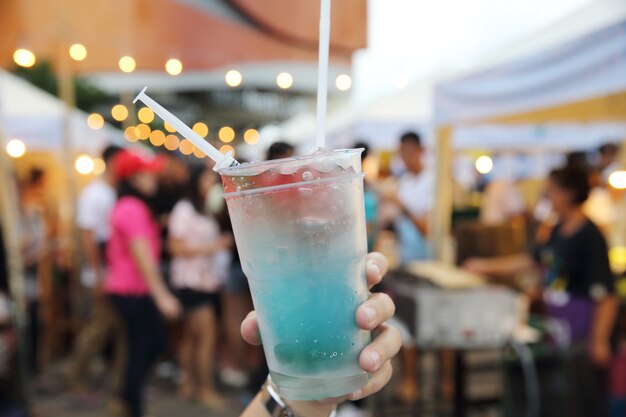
top-left (0, 132), bottom-right (624, 417)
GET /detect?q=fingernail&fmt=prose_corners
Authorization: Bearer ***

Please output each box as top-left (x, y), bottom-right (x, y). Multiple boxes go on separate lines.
top-left (348, 389), bottom-right (362, 401)
top-left (364, 306), bottom-right (377, 323)
top-left (368, 351), bottom-right (381, 369)
top-left (367, 263), bottom-right (381, 278)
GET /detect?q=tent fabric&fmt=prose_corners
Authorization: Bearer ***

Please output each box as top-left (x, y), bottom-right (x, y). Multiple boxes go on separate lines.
top-left (0, 70), bottom-right (123, 155)
top-left (434, 18), bottom-right (626, 125)
top-left (453, 122), bottom-right (626, 152)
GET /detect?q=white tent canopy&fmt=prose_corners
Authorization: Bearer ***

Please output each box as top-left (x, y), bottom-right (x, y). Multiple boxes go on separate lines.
top-left (433, 0), bottom-right (626, 151)
top-left (0, 70), bottom-right (123, 155)
top-left (315, 0), bottom-right (626, 152)
top-left (435, 17), bottom-right (626, 124)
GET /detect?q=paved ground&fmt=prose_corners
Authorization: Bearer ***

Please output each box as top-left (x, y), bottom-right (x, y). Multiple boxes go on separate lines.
top-left (32, 387), bottom-right (246, 417)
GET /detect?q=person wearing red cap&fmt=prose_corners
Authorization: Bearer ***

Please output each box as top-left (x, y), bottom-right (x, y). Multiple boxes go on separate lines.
top-left (104, 150), bottom-right (181, 417)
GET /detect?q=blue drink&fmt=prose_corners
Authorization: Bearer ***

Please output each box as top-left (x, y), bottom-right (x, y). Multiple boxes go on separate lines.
top-left (220, 150), bottom-right (370, 400)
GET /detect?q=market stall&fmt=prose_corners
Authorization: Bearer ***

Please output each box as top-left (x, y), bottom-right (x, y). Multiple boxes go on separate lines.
top-left (432, 13), bottom-right (626, 260)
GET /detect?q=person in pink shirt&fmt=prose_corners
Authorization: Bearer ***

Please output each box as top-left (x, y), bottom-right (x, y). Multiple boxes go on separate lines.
top-left (168, 165), bottom-right (233, 409)
top-left (105, 150), bottom-right (181, 417)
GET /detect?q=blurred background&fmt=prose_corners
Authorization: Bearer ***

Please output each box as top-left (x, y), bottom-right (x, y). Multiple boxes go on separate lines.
top-left (1, 0), bottom-right (626, 416)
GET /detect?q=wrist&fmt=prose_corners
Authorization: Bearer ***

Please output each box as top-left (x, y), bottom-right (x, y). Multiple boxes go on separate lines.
top-left (262, 376), bottom-right (337, 417)
top-left (286, 400), bottom-right (336, 417)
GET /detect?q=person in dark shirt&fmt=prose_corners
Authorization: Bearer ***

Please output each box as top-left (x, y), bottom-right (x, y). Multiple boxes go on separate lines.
top-left (464, 165), bottom-right (618, 415)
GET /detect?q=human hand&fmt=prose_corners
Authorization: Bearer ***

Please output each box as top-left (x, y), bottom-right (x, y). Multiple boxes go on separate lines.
top-left (589, 339), bottom-right (612, 367)
top-left (156, 291), bottom-right (181, 320)
top-left (217, 234), bottom-right (234, 250)
top-left (240, 252), bottom-right (400, 412)
top-left (462, 257), bottom-right (490, 275)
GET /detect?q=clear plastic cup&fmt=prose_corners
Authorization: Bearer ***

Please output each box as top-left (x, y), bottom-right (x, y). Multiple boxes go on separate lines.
top-left (219, 149), bottom-right (370, 400)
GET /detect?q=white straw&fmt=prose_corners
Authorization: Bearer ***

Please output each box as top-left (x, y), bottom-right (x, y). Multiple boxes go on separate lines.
top-left (314, 0), bottom-right (332, 150)
top-left (133, 87), bottom-right (238, 170)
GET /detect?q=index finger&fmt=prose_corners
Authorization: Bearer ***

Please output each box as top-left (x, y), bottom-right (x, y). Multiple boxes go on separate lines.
top-left (365, 252), bottom-right (388, 290)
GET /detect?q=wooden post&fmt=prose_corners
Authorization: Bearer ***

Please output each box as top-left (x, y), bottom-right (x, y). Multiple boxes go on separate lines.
top-left (430, 126), bottom-right (454, 262)
top-left (0, 128), bottom-right (29, 398)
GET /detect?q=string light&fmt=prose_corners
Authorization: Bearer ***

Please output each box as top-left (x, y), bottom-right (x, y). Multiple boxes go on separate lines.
top-left (225, 70), bottom-right (242, 87)
top-left (138, 107), bottom-right (155, 123)
top-left (75, 154), bottom-right (95, 175)
top-left (192, 122), bottom-right (209, 138)
top-left (87, 113), bottom-right (104, 130)
top-left (219, 144), bottom-right (235, 156)
top-left (164, 122), bottom-right (176, 133)
top-left (609, 171), bottom-right (626, 190)
top-left (179, 139), bottom-right (194, 155)
top-left (149, 130), bottom-right (166, 147)
top-left (335, 74), bottom-right (352, 91)
top-left (243, 129), bottom-right (260, 145)
top-left (6, 139), bottom-right (26, 158)
top-left (276, 72), bottom-right (294, 89)
top-left (219, 127), bottom-right (235, 143)
top-left (165, 58), bottom-right (183, 76)
top-left (475, 155), bottom-right (493, 174)
top-left (13, 49), bottom-right (36, 67)
top-left (119, 56), bottom-right (136, 73)
top-left (111, 104), bottom-right (128, 122)
top-left (69, 44), bottom-right (87, 61)
top-left (136, 123), bottom-right (151, 140)
top-left (193, 147), bottom-right (206, 159)
top-left (124, 126), bottom-right (139, 142)
top-left (164, 135), bottom-right (180, 151)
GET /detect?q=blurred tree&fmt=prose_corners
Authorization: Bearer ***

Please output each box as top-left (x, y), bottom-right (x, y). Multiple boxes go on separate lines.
top-left (13, 61), bottom-right (108, 112)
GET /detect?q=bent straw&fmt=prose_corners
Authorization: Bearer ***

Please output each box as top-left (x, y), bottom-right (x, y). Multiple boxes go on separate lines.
top-left (314, 0), bottom-right (332, 150)
top-left (134, 87), bottom-right (238, 170)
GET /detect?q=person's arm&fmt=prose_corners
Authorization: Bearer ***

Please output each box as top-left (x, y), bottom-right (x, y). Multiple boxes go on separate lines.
top-left (168, 235), bottom-right (233, 258)
top-left (586, 229), bottom-right (619, 366)
top-left (463, 253), bottom-right (535, 279)
top-left (81, 228), bottom-right (104, 285)
top-left (401, 204), bottom-right (428, 236)
top-left (590, 295), bottom-right (618, 366)
top-left (129, 238), bottom-right (180, 319)
top-left (240, 394), bottom-right (336, 417)
top-left (239, 253), bottom-right (400, 417)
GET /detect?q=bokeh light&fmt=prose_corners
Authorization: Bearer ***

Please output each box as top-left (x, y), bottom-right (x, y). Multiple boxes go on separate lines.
top-left (136, 123), bottom-right (151, 140)
top-left (192, 122), bottom-right (209, 138)
top-left (219, 144), bottom-right (235, 156)
top-left (475, 155), bottom-right (493, 174)
top-left (138, 107), bottom-right (155, 124)
top-left (609, 171), bottom-right (626, 190)
top-left (225, 70), bottom-right (243, 87)
top-left (13, 49), bottom-right (36, 68)
top-left (124, 126), bottom-right (139, 142)
top-left (335, 74), bottom-right (352, 91)
top-left (6, 139), bottom-right (26, 158)
top-left (149, 130), bottom-right (166, 147)
top-left (193, 147), bottom-right (206, 159)
top-left (243, 128), bottom-right (260, 145)
top-left (93, 158), bottom-right (106, 175)
top-left (119, 56), bottom-right (136, 73)
top-left (276, 72), bottom-right (294, 89)
top-left (219, 126), bottom-right (235, 143)
top-left (75, 154), bottom-right (95, 175)
top-left (87, 113), bottom-right (104, 130)
top-left (111, 104), bottom-right (128, 122)
top-left (69, 43), bottom-right (87, 61)
top-left (179, 139), bottom-right (194, 155)
top-left (164, 135), bottom-right (180, 151)
top-left (165, 58), bottom-right (183, 76)
top-left (164, 121), bottom-right (176, 133)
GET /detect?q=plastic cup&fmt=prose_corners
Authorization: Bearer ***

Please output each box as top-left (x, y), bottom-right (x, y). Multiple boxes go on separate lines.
top-left (219, 149), bottom-right (370, 400)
